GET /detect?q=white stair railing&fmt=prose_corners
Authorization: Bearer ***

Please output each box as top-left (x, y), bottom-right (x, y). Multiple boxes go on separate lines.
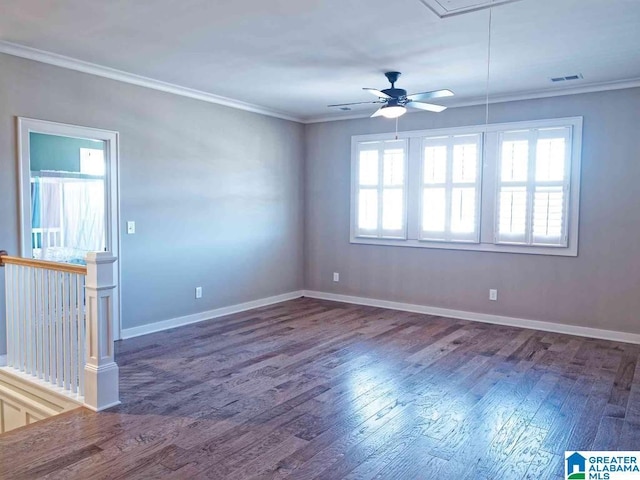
top-left (0, 251), bottom-right (119, 411)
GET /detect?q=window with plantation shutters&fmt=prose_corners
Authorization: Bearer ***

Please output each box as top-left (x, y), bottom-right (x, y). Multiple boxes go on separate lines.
top-left (496, 127), bottom-right (571, 246)
top-left (354, 139), bottom-right (407, 238)
top-left (421, 134), bottom-right (482, 242)
top-left (350, 117), bottom-right (581, 256)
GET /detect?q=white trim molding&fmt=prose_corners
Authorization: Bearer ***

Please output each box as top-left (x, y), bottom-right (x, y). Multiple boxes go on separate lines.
top-left (303, 290), bottom-right (640, 345)
top-left (305, 78), bottom-right (640, 124)
top-left (2, 40), bottom-right (640, 125)
top-left (0, 40), bottom-right (300, 123)
top-left (121, 291), bottom-right (305, 339)
top-left (119, 288), bottom-right (640, 346)
top-left (0, 355), bottom-right (6, 367)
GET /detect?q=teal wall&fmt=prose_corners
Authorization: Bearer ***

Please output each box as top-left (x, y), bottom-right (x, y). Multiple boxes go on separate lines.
top-left (30, 132), bottom-right (104, 173)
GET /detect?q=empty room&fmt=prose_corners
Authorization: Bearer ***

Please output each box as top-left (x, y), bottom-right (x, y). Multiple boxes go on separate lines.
top-left (0, 0), bottom-right (639, 479)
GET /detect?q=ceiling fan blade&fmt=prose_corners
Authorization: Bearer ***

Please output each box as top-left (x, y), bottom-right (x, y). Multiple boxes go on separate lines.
top-left (406, 101), bottom-right (447, 113)
top-left (363, 88), bottom-right (391, 99)
top-left (327, 100), bottom-right (383, 107)
top-left (406, 89), bottom-right (454, 102)
top-left (371, 108), bottom-right (385, 117)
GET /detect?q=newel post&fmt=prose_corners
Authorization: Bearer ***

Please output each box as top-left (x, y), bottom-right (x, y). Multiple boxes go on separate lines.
top-left (84, 251), bottom-right (120, 411)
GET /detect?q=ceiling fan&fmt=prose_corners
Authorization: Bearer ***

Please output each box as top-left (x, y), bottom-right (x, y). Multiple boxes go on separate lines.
top-left (328, 71), bottom-right (454, 119)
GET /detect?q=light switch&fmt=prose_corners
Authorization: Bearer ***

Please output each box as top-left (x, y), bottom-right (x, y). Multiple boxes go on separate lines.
top-left (127, 221), bottom-right (136, 234)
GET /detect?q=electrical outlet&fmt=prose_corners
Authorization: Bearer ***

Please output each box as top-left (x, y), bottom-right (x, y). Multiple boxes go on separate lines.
top-left (489, 289), bottom-right (498, 301)
top-left (333, 272), bottom-right (340, 282)
top-left (195, 286), bottom-right (203, 299)
top-left (127, 221), bottom-right (136, 234)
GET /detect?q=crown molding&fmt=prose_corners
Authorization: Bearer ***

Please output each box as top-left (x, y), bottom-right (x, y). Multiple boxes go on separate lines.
top-left (2, 39), bottom-right (639, 126)
top-left (303, 77), bottom-right (640, 124)
top-left (0, 40), bottom-right (303, 123)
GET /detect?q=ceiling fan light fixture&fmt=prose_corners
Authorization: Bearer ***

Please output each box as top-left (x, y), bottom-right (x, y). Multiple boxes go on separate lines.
top-left (379, 105), bottom-right (406, 119)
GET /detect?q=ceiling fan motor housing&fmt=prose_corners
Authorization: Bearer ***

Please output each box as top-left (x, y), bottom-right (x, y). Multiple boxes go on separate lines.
top-left (381, 88), bottom-right (408, 99)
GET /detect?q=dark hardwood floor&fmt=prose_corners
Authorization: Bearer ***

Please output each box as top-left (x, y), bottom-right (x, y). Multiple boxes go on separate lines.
top-left (1, 297), bottom-right (639, 479)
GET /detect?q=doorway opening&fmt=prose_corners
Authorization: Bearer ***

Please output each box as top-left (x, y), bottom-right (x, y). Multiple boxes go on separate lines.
top-left (17, 118), bottom-right (121, 340)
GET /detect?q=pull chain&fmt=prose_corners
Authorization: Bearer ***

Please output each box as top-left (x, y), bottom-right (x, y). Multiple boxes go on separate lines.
top-left (395, 116), bottom-right (399, 140)
top-left (485, 3), bottom-right (493, 128)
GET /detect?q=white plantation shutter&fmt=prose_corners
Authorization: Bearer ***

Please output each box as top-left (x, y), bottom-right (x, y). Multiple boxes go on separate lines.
top-left (421, 134), bottom-right (481, 242)
top-left (355, 139), bottom-right (407, 238)
top-left (350, 117), bottom-right (581, 256)
top-left (495, 127), bottom-right (571, 246)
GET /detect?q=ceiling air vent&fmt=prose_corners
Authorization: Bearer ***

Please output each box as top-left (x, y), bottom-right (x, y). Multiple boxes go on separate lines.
top-left (418, 0), bottom-right (525, 18)
top-left (551, 74), bottom-right (584, 83)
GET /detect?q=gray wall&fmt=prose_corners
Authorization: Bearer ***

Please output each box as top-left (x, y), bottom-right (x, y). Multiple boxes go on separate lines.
top-left (305, 88), bottom-right (640, 335)
top-left (2, 51), bottom-right (639, 358)
top-left (0, 53), bottom-right (305, 354)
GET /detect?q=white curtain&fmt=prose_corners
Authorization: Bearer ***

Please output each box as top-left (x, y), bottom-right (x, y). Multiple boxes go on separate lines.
top-left (36, 176), bottom-right (105, 264)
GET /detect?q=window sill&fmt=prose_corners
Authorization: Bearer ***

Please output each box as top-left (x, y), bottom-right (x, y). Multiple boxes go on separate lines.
top-left (350, 236), bottom-right (578, 257)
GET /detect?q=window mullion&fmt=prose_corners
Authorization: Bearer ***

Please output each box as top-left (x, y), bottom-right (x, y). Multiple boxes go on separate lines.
top-left (474, 133), bottom-right (484, 243)
top-left (525, 129), bottom-right (538, 245)
top-left (444, 137), bottom-right (453, 241)
top-left (407, 137), bottom-right (422, 240)
top-left (491, 131), bottom-right (501, 244)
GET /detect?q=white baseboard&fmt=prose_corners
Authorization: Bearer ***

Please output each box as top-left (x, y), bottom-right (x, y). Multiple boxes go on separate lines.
top-left (0, 355), bottom-right (6, 367)
top-left (303, 290), bottom-right (640, 345)
top-left (121, 290), bottom-right (305, 339)
top-left (118, 288), bottom-right (640, 345)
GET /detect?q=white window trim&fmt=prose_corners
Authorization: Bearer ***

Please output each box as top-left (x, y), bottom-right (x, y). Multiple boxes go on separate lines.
top-left (350, 117), bottom-right (582, 257)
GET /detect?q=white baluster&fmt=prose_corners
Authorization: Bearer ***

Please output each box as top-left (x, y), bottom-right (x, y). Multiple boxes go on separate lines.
top-left (15, 265), bottom-right (20, 370)
top-left (56, 270), bottom-right (62, 387)
top-left (35, 268), bottom-right (41, 378)
top-left (6, 264), bottom-right (14, 367)
top-left (44, 270), bottom-right (53, 382)
top-left (19, 266), bottom-right (25, 371)
top-left (49, 270), bottom-right (55, 383)
top-left (70, 273), bottom-right (78, 394)
top-left (78, 274), bottom-right (85, 397)
top-left (40, 268), bottom-right (46, 380)
top-left (63, 272), bottom-right (71, 391)
top-left (30, 267), bottom-right (37, 376)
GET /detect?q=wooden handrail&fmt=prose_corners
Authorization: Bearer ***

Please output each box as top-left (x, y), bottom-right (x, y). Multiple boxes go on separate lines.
top-left (0, 253), bottom-right (87, 275)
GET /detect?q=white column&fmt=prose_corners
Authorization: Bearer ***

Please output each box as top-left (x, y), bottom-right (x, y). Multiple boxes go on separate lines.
top-left (83, 252), bottom-right (119, 411)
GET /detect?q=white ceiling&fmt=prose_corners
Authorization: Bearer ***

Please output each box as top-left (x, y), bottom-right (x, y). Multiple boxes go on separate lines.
top-left (1, 0), bottom-right (639, 122)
